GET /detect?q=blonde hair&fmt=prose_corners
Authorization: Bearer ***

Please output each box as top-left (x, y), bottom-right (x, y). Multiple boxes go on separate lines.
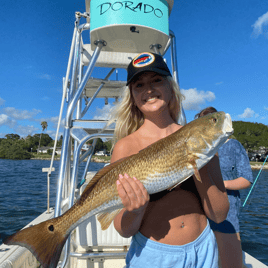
top-left (109, 76), bottom-right (184, 146)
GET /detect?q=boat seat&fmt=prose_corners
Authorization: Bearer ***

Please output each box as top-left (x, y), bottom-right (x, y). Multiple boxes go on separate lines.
top-left (85, 77), bottom-right (126, 98)
top-left (75, 172), bottom-right (132, 250)
top-left (82, 44), bottom-right (137, 68)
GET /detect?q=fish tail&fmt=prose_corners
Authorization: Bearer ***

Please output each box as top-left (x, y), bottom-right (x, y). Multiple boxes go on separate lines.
top-left (4, 217), bottom-right (69, 268)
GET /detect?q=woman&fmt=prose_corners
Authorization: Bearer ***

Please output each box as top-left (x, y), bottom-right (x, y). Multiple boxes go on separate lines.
top-left (110, 52), bottom-right (229, 267)
top-left (195, 107), bottom-right (254, 268)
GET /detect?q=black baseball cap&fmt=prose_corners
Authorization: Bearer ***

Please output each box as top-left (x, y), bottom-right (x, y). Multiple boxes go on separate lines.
top-left (126, 52), bottom-right (172, 86)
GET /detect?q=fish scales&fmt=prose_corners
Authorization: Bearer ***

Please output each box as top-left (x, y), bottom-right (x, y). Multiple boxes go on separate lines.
top-left (4, 112), bottom-right (233, 268)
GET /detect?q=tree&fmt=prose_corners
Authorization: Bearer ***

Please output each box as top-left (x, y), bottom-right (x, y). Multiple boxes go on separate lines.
top-left (5, 134), bottom-right (20, 140)
top-left (6, 140), bottom-right (31, 160)
top-left (0, 138), bottom-right (12, 158)
top-left (38, 121), bottom-right (48, 152)
top-left (0, 132), bottom-right (53, 160)
top-left (103, 140), bottom-right (113, 153)
top-left (94, 138), bottom-right (104, 153)
top-left (57, 135), bottom-right (63, 147)
top-left (233, 121), bottom-right (268, 151)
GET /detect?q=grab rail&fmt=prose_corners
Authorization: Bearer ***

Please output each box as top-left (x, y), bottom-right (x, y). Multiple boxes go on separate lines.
top-left (242, 154), bottom-right (268, 207)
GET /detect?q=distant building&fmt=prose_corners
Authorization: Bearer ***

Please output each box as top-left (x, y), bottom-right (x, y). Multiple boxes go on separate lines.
top-left (37, 147), bottom-right (50, 153)
top-left (248, 147), bottom-right (268, 162)
top-left (37, 147), bottom-right (61, 154)
top-left (95, 150), bottom-right (106, 156)
top-left (82, 144), bottom-right (92, 151)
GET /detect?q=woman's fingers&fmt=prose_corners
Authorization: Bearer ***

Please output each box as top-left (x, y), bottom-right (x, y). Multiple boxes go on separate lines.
top-left (116, 174), bottom-right (135, 209)
top-left (120, 173), bottom-right (138, 200)
top-left (133, 177), bottom-right (150, 202)
top-left (116, 173), bottom-right (149, 212)
top-left (116, 179), bottom-right (130, 206)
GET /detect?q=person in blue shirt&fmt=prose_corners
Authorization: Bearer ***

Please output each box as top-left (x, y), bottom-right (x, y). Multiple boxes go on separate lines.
top-left (195, 107), bottom-right (254, 268)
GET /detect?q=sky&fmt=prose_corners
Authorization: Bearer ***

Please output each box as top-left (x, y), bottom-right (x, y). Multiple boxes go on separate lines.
top-left (0, 0), bottom-right (268, 139)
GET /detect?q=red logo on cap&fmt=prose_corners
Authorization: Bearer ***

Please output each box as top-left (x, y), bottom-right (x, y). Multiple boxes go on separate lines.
top-left (133, 53), bottom-right (155, 68)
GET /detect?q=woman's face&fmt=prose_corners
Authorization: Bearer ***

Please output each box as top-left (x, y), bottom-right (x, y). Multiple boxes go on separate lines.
top-left (130, 72), bottom-right (173, 116)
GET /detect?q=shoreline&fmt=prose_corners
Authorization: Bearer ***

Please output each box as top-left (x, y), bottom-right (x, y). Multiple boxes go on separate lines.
top-left (251, 164), bottom-right (268, 170)
top-left (30, 156), bottom-right (110, 163)
top-left (30, 157), bottom-right (268, 169)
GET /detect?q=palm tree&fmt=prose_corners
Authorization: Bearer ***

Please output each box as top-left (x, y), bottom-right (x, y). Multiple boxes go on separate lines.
top-left (38, 121), bottom-right (48, 153)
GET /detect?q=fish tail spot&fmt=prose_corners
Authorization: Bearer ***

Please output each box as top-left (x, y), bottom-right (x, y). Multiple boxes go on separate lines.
top-left (4, 218), bottom-right (68, 268)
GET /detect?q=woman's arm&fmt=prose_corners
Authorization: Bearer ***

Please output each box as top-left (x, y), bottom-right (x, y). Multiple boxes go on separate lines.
top-left (114, 173), bottom-right (149, 238)
top-left (111, 139), bottom-right (150, 238)
top-left (194, 155), bottom-right (229, 223)
top-left (224, 177), bottom-right (251, 190)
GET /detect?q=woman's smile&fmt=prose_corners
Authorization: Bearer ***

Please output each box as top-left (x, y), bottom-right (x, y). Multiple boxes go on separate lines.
top-left (146, 97), bottom-right (157, 102)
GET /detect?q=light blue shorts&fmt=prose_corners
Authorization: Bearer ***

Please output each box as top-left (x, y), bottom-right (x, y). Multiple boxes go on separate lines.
top-left (126, 221), bottom-right (218, 268)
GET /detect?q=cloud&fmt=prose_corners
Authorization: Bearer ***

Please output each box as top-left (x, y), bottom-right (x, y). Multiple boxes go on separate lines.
top-left (35, 116), bottom-right (65, 129)
top-left (0, 106), bottom-right (66, 137)
top-left (238, 108), bottom-right (259, 118)
top-left (0, 114), bottom-right (16, 128)
top-left (0, 97), bottom-right (5, 106)
top-left (264, 106), bottom-right (268, 111)
top-left (49, 116), bottom-right (61, 125)
top-left (215, 82), bottom-right (223, 86)
top-left (181, 88), bottom-right (216, 111)
top-left (46, 130), bottom-right (64, 140)
top-left (15, 125), bottom-right (39, 137)
top-left (3, 107), bottom-right (42, 120)
top-left (251, 11), bottom-right (268, 38)
top-left (93, 104), bottom-right (114, 120)
top-left (38, 74), bottom-right (52, 80)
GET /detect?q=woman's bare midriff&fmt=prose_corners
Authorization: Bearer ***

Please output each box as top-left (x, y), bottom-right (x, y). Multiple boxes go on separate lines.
top-left (139, 185), bottom-right (208, 245)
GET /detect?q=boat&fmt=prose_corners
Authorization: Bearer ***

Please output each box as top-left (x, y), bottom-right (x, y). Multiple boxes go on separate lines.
top-left (0, 0), bottom-right (267, 267)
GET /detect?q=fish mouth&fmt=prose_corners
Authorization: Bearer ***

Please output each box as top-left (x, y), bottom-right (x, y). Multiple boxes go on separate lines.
top-left (224, 113), bottom-right (234, 135)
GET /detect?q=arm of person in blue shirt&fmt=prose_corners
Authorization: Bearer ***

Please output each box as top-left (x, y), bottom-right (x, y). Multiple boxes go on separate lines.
top-left (224, 177), bottom-right (251, 190)
top-left (224, 140), bottom-right (253, 190)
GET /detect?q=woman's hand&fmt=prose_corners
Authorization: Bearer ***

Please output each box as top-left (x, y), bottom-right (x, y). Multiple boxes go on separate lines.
top-left (116, 173), bottom-right (149, 214)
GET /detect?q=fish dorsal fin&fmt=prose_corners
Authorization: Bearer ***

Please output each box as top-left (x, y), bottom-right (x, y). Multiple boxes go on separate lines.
top-left (97, 209), bottom-right (122, 230)
top-left (81, 155), bottom-right (134, 196)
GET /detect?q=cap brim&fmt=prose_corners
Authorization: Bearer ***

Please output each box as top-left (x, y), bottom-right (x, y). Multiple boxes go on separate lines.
top-left (126, 68), bottom-right (171, 86)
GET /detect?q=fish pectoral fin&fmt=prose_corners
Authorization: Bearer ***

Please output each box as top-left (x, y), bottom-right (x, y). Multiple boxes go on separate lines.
top-left (189, 159), bottom-right (202, 182)
top-left (97, 209), bottom-right (122, 230)
top-left (193, 169), bottom-right (202, 182)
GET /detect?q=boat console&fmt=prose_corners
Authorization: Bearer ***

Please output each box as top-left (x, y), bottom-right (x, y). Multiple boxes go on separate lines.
top-left (44, 0), bottom-right (186, 267)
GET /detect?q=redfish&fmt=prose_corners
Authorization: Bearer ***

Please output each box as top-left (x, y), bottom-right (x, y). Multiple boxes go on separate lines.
top-left (4, 112), bottom-right (233, 268)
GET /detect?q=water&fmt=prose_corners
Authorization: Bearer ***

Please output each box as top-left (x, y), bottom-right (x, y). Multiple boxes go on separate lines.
top-left (0, 160), bottom-right (267, 265)
top-left (0, 159), bottom-right (105, 244)
top-left (240, 169), bottom-right (268, 265)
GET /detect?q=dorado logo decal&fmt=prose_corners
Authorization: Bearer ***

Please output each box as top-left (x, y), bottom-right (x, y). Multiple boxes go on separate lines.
top-left (133, 53), bottom-right (155, 68)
